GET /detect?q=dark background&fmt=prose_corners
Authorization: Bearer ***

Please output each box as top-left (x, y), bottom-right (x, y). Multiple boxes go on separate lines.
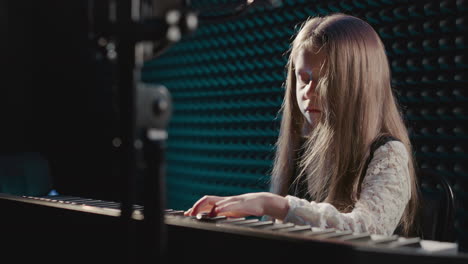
top-left (1, 0), bottom-right (119, 200)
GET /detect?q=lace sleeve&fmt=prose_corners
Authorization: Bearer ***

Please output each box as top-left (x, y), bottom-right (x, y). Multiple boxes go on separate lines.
top-left (282, 141), bottom-right (411, 235)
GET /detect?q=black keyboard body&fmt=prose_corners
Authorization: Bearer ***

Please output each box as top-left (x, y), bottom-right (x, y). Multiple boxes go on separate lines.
top-left (0, 193), bottom-right (467, 264)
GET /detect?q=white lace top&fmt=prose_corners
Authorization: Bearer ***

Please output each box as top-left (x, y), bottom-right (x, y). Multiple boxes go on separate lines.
top-left (283, 141), bottom-right (411, 236)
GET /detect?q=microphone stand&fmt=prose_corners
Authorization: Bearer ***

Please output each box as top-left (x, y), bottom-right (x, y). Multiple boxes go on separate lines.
top-left (110, 1), bottom-right (196, 263)
top-left (142, 132), bottom-right (167, 263)
top-left (114, 1), bottom-right (138, 263)
top-left (135, 82), bottom-right (172, 264)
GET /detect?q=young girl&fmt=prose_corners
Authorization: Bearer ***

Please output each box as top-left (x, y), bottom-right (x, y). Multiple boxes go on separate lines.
top-left (184, 13), bottom-right (420, 237)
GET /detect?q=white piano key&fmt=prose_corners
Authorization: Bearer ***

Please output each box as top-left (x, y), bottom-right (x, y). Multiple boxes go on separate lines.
top-left (243, 220), bottom-right (275, 227)
top-left (278, 225), bottom-right (313, 233)
top-left (228, 219), bottom-right (260, 225)
top-left (337, 232), bottom-right (372, 242)
top-left (217, 217), bottom-right (246, 223)
top-left (304, 228), bottom-right (337, 236)
top-left (260, 223), bottom-right (295, 230)
top-left (386, 237), bottom-right (422, 248)
top-left (313, 230), bottom-right (353, 239)
top-left (369, 234), bottom-right (399, 244)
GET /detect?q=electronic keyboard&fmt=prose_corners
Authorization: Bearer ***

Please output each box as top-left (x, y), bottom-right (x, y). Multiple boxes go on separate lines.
top-left (0, 193), bottom-right (465, 264)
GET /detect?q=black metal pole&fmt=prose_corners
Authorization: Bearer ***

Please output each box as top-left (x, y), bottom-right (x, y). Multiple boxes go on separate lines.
top-left (134, 83), bottom-right (172, 264)
top-left (142, 133), bottom-right (167, 263)
top-left (116, 0), bottom-right (137, 263)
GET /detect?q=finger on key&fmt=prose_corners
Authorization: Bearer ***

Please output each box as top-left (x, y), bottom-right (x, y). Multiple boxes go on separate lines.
top-left (189, 195), bottom-right (223, 216)
top-left (208, 204), bottom-right (217, 217)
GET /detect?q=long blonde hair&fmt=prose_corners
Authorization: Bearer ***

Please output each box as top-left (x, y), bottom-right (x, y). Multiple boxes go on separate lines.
top-left (270, 13), bottom-right (419, 236)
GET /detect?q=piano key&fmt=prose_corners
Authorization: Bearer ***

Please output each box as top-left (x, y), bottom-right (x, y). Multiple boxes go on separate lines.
top-left (337, 232), bottom-right (372, 242)
top-left (6, 193), bottom-right (436, 258)
top-left (242, 220), bottom-right (275, 227)
top-left (35, 196), bottom-right (78, 205)
top-left (86, 201), bottom-right (120, 208)
top-left (217, 217), bottom-right (246, 223)
top-left (260, 222), bottom-right (295, 230)
top-left (228, 219), bottom-right (260, 225)
top-left (313, 230), bottom-right (353, 239)
top-left (369, 234), bottom-right (399, 244)
top-left (166, 210), bottom-right (185, 216)
top-left (304, 228), bottom-right (337, 236)
top-left (31, 195), bottom-right (420, 248)
top-left (195, 214), bottom-right (227, 221)
top-left (278, 225), bottom-right (313, 233)
top-left (385, 237), bottom-right (421, 248)
top-left (53, 197), bottom-right (95, 203)
top-left (204, 216), bottom-right (228, 221)
top-left (39, 195), bottom-right (74, 201)
top-left (196, 212), bottom-right (211, 220)
top-left (51, 196), bottom-right (131, 210)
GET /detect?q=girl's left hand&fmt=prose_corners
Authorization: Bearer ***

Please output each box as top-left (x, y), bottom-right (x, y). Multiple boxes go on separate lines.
top-left (184, 192), bottom-right (289, 220)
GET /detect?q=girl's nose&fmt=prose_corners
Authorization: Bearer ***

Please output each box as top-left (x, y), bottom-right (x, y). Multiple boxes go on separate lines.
top-left (304, 80), bottom-right (315, 99)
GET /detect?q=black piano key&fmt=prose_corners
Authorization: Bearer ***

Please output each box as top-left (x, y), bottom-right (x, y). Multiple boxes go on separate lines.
top-left (53, 197), bottom-right (94, 203)
top-left (84, 201), bottom-right (119, 208)
top-left (208, 216), bottom-right (228, 221)
top-left (194, 212), bottom-right (226, 220)
top-left (166, 210), bottom-right (186, 216)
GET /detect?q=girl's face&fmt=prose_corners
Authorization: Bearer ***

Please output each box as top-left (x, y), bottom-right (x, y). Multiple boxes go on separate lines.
top-left (294, 48), bottom-right (326, 126)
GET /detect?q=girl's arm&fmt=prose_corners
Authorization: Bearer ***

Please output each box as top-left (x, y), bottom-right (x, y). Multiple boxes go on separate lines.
top-left (283, 141), bottom-right (411, 235)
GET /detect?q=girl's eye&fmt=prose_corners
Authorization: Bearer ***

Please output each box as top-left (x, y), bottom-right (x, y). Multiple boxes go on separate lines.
top-left (300, 73), bottom-right (310, 84)
top-left (297, 70), bottom-right (312, 84)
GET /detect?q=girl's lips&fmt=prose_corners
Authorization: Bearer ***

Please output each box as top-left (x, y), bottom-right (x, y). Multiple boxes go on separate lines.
top-left (306, 109), bottom-right (321, 113)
